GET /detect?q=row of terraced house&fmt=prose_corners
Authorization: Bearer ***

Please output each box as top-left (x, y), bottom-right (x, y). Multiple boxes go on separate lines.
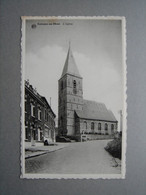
top-left (25, 80), bottom-right (56, 147)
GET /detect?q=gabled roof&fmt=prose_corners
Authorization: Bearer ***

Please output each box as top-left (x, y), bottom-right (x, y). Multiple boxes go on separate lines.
top-left (75, 99), bottom-right (117, 122)
top-left (61, 44), bottom-right (81, 78)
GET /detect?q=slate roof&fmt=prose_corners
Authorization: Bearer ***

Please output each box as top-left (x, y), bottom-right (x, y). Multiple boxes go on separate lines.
top-left (41, 96), bottom-right (56, 118)
top-left (75, 99), bottom-right (117, 122)
top-left (61, 45), bottom-right (81, 78)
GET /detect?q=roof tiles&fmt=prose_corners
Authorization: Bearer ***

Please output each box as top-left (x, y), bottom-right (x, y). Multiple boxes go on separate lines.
top-left (75, 99), bottom-right (117, 122)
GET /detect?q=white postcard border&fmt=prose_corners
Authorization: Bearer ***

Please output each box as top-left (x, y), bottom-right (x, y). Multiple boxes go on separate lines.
top-left (21, 16), bottom-right (127, 179)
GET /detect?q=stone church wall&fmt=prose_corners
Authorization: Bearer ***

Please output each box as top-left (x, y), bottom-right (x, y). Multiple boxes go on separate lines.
top-left (78, 118), bottom-right (117, 135)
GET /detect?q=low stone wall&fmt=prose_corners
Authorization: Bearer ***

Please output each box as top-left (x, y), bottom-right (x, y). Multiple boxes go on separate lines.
top-left (66, 134), bottom-right (114, 142)
top-left (81, 134), bottom-right (114, 142)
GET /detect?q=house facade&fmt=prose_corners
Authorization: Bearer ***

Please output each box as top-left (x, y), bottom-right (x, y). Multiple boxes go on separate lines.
top-left (58, 45), bottom-right (118, 141)
top-left (25, 80), bottom-right (56, 146)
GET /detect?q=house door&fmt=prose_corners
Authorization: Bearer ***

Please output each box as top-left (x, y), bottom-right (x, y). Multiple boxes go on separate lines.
top-left (31, 130), bottom-right (36, 146)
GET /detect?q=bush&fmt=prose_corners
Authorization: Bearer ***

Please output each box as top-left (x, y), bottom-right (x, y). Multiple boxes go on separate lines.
top-left (105, 138), bottom-right (122, 159)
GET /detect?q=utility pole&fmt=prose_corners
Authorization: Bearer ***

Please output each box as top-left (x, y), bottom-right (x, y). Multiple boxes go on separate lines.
top-left (120, 110), bottom-right (123, 132)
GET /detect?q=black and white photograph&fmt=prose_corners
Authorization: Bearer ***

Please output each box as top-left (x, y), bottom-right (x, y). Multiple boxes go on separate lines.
top-left (21, 16), bottom-right (127, 179)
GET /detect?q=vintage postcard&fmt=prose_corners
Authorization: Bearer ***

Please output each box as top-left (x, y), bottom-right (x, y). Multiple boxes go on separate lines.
top-left (21, 16), bottom-right (127, 179)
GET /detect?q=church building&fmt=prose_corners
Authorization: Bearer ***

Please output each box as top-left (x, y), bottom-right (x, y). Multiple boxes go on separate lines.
top-left (58, 45), bottom-right (118, 141)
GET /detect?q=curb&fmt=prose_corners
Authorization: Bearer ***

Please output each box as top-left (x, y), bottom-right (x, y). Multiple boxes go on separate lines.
top-left (25, 146), bottom-right (66, 159)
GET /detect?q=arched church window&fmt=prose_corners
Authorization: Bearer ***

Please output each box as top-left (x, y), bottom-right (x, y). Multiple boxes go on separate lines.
top-left (105, 123), bottom-right (108, 131)
top-left (84, 121), bottom-right (87, 130)
top-left (98, 123), bottom-right (101, 130)
top-left (91, 122), bottom-right (94, 131)
top-left (111, 124), bottom-right (114, 133)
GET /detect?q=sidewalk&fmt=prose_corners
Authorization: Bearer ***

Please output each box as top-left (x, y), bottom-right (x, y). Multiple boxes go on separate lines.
top-left (25, 143), bottom-right (70, 159)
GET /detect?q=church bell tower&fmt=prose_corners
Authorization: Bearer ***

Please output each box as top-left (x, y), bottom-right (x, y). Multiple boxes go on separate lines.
top-left (58, 44), bottom-right (83, 136)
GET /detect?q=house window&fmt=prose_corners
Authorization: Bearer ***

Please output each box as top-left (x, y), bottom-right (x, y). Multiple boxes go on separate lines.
top-left (38, 128), bottom-right (42, 141)
top-left (25, 127), bottom-right (29, 140)
top-left (105, 123), bottom-right (108, 131)
top-left (31, 103), bottom-right (35, 117)
top-left (98, 123), bottom-right (101, 130)
top-left (38, 108), bottom-right (42, 120)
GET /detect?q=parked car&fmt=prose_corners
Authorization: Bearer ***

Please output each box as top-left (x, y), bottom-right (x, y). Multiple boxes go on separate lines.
top-left (56, 136), bottom-right (71, 143)
top-left (44, 140), bottom-right (49, 145)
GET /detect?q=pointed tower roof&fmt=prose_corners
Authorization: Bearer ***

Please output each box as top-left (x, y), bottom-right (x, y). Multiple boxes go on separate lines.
top-left (61, 44), bottom-right (81, 78)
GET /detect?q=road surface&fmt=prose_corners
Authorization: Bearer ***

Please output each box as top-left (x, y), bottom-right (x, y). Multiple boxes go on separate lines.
top-left (25, 140), bottom-right (121, 174)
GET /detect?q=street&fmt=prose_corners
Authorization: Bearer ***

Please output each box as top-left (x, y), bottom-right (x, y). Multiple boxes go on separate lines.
top-left (25, 140), bottom-right (121, 174)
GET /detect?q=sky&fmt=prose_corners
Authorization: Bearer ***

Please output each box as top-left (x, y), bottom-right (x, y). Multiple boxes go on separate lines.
top-left (25, 18), bottom-right (125, 130)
